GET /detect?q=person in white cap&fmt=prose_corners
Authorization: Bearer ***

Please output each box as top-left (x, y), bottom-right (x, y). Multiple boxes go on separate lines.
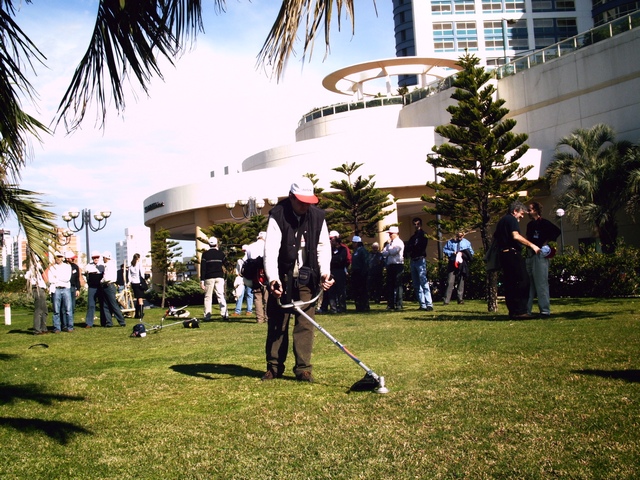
top-left (246, 231), bottom-right (268, 323)
top-left (200, 236), bottom-right (228, 321)
top-left (350, 235), bottom-right (370, 312)
top-left (100, 250), bottom-right (126, 327)
top-left (45, 251), bottom-right (73, 333)
top-left (83, 250), bottom-right (104, 328)
top-left (381, 225), bottom-right (405, 310)
top-left (261, 176), bottom-right (334, 382)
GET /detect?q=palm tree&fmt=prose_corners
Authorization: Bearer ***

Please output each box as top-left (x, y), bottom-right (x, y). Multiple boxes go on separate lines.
top-left (1, 0), bottom-right (356, 263)
top-left (545, 124), bottom-right (634, 253)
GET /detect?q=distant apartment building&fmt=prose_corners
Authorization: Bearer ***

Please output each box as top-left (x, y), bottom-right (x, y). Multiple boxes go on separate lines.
top-left (392, 0), bottom-right (611, 87)
top-left (115, 226), bottom-right (152, 275)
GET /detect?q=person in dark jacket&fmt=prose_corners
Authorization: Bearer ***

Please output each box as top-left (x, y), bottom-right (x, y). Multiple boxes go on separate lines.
top-left (350, 235), bottom-right (370, 312)
top-left (494, 201), bottom-right (540, 319)
top-left (328, 230), bottom-right (349, 313)
top-left (261, 177), bottom-right (334, 383)
top-left (442, 231), bottom-right (474, 305)
top-left (405, 218), bottom-right (433, 311)
top-left (200, 236), bottom-right (228, 321)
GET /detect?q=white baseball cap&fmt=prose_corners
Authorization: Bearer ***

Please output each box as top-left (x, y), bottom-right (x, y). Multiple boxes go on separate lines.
top-left (102, 251), bottom-right (112, 259)
top-left (352, 235), bottom-right (362, 243)
top-left (329, 230), bottom-right (340, 239)
top-left (208, 236), bottom-right (218, 246)
top-left (387, 226), bottom-right (399, 234)
top-left (290, 177), bottom-right (318, 204)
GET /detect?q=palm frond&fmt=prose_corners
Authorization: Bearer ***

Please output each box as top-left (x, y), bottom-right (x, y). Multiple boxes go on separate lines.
top-left (55, 0), bottom-right (209, 131)
top-left (257, 0), bottom-right (362, 79)
top-left (0, 0), bottom-right (49, 179)
top-left (0, 182), bottom-right (57, 264)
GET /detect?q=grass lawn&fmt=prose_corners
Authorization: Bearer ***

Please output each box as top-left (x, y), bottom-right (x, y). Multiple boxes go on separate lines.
top-left (1, 298), bottom-right (638, 479)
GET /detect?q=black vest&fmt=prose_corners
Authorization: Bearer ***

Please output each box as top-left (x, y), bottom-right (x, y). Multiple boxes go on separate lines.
top-left (269, 197), bottom-right (324, 286)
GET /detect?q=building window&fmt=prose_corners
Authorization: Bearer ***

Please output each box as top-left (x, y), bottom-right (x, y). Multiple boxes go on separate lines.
top-left (482, 0), bottom-right (525, 13)
top-left (484, 19), bottom-right (529, 51)
top-left (533, 18), bottom-right (578, 48)
top-left (454, 0), bottom-right (475, 14)
top-left (432, 0), bottom-right (452, 14)
top-left (532, 0), bottom-right (575, 12)
top-left (433, 21), bottom-right (478, 52)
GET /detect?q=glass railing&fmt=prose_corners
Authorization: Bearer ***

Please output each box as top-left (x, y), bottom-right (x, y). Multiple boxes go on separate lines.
top-left (495, 10), bottom-right (640, 79)
top-left (298, 10), bottom-right (639, 127)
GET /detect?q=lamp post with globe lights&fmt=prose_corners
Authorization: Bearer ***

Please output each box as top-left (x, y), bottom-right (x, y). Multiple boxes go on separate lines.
top-left (62, 208), bottom-right (112, 261)
top-left (226, 197), bottom-right (279, 220)
top-left (556, 208), bottom-right (565, 254)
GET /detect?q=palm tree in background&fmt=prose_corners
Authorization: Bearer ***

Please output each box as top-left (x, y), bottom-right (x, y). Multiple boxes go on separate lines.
top-left (0, 0), bottom-right (360, 263)
top-left (545, 124), bottom-right (636, 254)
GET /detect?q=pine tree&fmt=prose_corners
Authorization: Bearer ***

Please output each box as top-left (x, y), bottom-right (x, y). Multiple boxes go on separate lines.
top-left (150, 228), bottom-right (183, 308)
top-left (322, 162), bottom-right (394, 239)
top-left (422, 53), bottom-right (532, 312)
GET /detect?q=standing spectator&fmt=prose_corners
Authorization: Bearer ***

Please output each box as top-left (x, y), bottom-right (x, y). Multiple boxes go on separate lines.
top-left (526, 202), bottom-right (561, 317)
top-left (405, 218), bottom-right (434, 311)
top-left (129, 253), bottom-right (147, 319)
top-left (350, 235), bottom-right (370, 312)
top-left (100, 251), bottom-right (127, 327)
top-left (64, 251), bottom-right (84, 321)
top-left (442, 231), bottom-right (474, 305)
top-left (84, 251), bottom-right (104, 328)
top-left (367, 242), bottom-right (385, 304)
top-left (381, 226), bottom-right (405, 311)
top-left (493, 201), bottom-right (540, 319)
top-left (25, 259), bottom-right (48, 335)
top-left (232, 245), bottom-right (254, 317)
top-left (262, 177), bottom-right (334, 382)
top-left (116, 263), bottom-right (126, 293)
top-left (247, 232), bottom-right (268, 324)
top-left (328, 230), bottom-right (349, 313)
top-left (200, 236), bottom-right (228, 321)
top-left (46, 251), bottom-right (73, 333)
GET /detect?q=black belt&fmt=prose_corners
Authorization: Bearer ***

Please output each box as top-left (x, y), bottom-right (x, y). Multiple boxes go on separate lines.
top-left (411, 256), bottom-right (425, 260)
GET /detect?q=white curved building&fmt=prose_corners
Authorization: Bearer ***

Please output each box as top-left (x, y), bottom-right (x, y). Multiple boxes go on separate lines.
top-left (144, 20), bottom-right (640, 264)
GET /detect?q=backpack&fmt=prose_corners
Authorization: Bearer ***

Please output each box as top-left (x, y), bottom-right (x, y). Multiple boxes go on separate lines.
top-left (241, 256), bottom-right (265, 285)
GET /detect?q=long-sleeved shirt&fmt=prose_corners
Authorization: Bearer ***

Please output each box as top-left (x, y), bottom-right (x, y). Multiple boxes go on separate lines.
top-left (263, 215), bottom-right (331, 284)
top-left (381, 237), bottom-right (404, 265)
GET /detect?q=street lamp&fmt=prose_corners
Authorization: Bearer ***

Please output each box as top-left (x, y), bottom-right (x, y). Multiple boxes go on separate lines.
top-left (62, 208), bottom-right (112, 260)
top-left (226, 197), bottom-right (278, 220)
top-left (556, 208), bottom-right (565, 254)
top-left (501, 18), bottom-right (517, 65)
top-left (427, 153), bottom-right (443, 262)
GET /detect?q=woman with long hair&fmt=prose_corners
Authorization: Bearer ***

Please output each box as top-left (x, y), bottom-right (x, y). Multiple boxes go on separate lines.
top-left (129, 253), bottom-right (147, 319)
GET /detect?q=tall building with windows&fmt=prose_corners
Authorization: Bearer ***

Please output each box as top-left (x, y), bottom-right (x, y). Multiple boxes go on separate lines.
top-left (115, 227), bottom-right (152, 274)
top-left (392, 0), bottom-right (594, 86)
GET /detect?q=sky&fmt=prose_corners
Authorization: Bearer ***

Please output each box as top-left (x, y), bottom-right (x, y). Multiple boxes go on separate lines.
top-left (2, 0), bottom-right (396, 257)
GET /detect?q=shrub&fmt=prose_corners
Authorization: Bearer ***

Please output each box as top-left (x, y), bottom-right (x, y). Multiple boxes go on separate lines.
top-left (146, 279), bottom-right (204, 307)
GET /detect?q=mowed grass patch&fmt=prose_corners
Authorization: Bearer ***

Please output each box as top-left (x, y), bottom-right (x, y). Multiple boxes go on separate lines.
top-left (0, 298), bottom-right (638, 479)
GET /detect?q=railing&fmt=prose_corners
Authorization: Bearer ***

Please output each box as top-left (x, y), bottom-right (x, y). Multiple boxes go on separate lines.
top-left (297, 76), bottom-right (457, 128)
top-left (297, 10), bottom-right (640, 127)
top-left (495, 10), bottom-right (640, 79)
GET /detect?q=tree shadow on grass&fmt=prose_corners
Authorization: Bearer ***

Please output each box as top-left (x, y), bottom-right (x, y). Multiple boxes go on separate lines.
top-left (170, 363), bottom-right (263, 380)
top-left (403, 309), bottom-right (610, 322)
top-left (572, 369), bottom-right (640, 383)
top-left (0, 417), bottom-right (92, 445)
top-left (0, 383), bottom-right (85, 406)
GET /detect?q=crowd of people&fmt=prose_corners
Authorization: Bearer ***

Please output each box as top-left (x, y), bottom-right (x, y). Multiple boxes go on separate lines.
top-left (24, 177), bottom-right (559, 387)
top-left (26, 250), bottom-right (147, 334)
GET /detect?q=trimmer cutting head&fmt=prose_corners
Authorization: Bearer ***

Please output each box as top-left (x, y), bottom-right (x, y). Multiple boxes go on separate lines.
top-left (350, 373), bottom-right (389, 394)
